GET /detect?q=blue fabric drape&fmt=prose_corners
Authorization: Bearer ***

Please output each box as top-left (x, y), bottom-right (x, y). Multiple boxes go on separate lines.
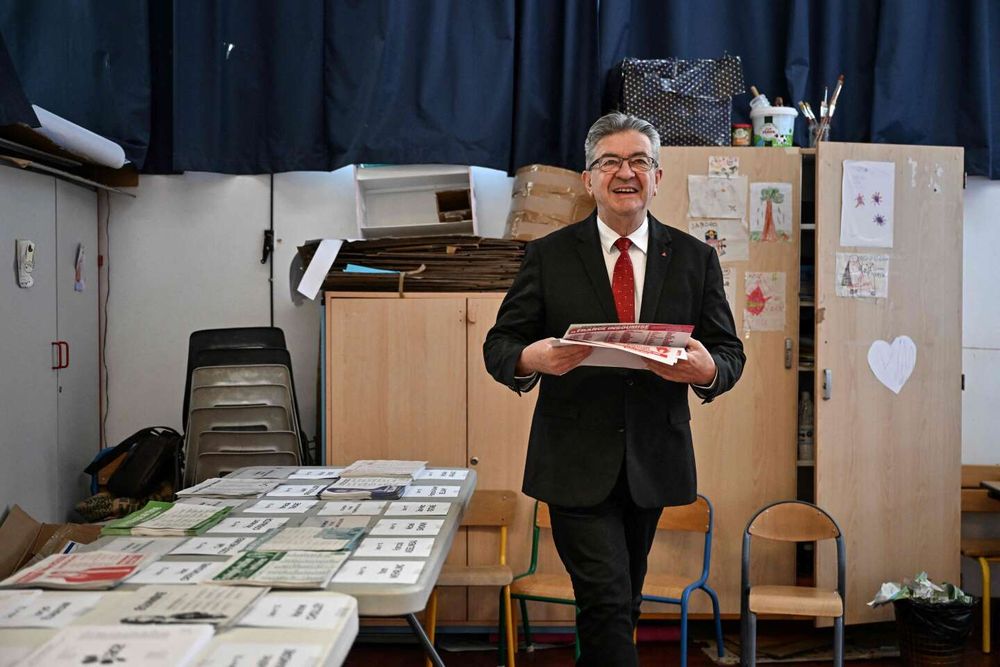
top-left (0, 0), bottom-right (151, 166)
top-left (0, 1), bottom-right (997, 177)
top-left (0, 29), bottom-right (35, 127)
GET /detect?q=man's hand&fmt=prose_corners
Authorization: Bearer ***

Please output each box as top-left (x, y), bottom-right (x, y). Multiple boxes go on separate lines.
top-left (644, 337), bottom-right (717, 385)
top-left (516, 338), bottom-right (592, 376)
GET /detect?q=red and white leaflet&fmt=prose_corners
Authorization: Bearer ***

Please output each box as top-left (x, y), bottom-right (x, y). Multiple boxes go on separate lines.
top-left (553, 323), bottom-right (693, 369)
top-left (0, 551), bottom-right (150, 590)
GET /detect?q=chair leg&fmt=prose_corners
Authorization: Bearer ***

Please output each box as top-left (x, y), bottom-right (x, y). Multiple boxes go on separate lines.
top-left (680, 601), bottom-right (689, 667)
top-left (573, 606), bottom-right (581, 662)
top-left (519, 598), bottom-right (533, 651)
top-left (833, 616), bottom-right (844, 667)
top-left (746, 612), bottom-right (757, 667)
top-left (706, 587), bottom-right (724, 657)
top-left (979, 557), bottom-right (991, 654)
top-left (503, 586), bottom-right (517, 667)
top-left (424, 588), bottom-right (438, 667)
top-left (497, 588), bottom-right (506, 666)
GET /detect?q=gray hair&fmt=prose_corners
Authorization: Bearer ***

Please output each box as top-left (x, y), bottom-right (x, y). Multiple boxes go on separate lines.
top-left (584, 112), bottom-right (661, 167)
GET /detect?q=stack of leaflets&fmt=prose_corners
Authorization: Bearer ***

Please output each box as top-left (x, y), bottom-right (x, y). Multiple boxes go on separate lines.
top-left (552, 322), bottom-right (693, 369)
top-left (101, 501), bottom-right (231, 537)
top-left (176, 478), bottom-right (280, 498)
top-left (339, 459), bottom-right (427, 479)
top-left (211, 551), bottom-right (349, 589)
top-left (0, 551), bottom-right (149, 590)
top-left (251, 527), bottom-right (365, 553)
top-left (320, 476), bottom-right (409, 500)
top-left (18, 624), bottom-right (214, 667)
top-left (114, 585), bottom-right (268, 627)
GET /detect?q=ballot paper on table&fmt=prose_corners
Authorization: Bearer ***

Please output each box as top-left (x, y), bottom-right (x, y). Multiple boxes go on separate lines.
top-left (413, 468), bottom-right (469, 481)
top-left (332, 560), bottom-right (425, 585)
top-left (244, 500), bottom-right (318, 514)
top-left (170, 536), bottom-right (257, 557)
top-left (369, 519), bottom-right (444, 537)
top-left (195, 642), bottom-right (324, 667)
top-left (300, 515), bottom-right (373, 530)
top-left (401, 485), bottom-right (461, 499)
top-left (19, 624), bottom-right (214, 667)
top-left (354, 537), bottom-right (435, 559)
top-left (207, 517), bottom-right (289, 535)
top-left (99, 536), bottom-right (188, 557)
top-left (288, 468), bottom-right (344, 480)
top-left (126, 560), bottom-right (227, 585)
top-left (212, 551), bottom-right (349, 589)
top-left (551, 323), bottom-right (693, 369)
top-left (176, 478), bottom-right (279, 497)
top-left (0, 551), bottom-right (149, 590)
top-left (251, 527), bottom-right (364, 552)
top-left (0, 591), bottom-right (103, 627)
top-left (318, 501), bottom-right (387, 516)
top-left (266, 484), bottom-right (328, 498)
top-left (384, 502), bottom-right (451, 516)
top-left (237, 591), bottom-right (356, 630)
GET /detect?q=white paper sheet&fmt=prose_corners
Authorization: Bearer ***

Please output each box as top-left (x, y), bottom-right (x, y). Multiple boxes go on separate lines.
top-left (127, 561), bottom-right (226, 585)
top-left (867, 336), bottom-right (917, 394)
top-left (687, 175), bottom-right (747, 218)
top-left (354, 537), bottom-right (435, 559)
top-left (689, 219), bottom-right (749, 261)
top-left (244, 500), bottom-right (317, 514)
top-left (300, 516), bottom-right (372, 530)
top-left (237, 592), bottom-right (355, 630)
top-left (744, 272), bottom-right (786, 331)
top-left (384, 502), bottom-right (451, 516)
top-left (749, 182), bottom-right (793, 242)
top-left (0, 592), bottom-right (102, 627)
top-left (332, 560), bottom-right (425, 585)
top-left (194, 643), bottom-right (323, 667)
top-left (288, 468), bottom-right (344, 480)
top-left (840, 160), bottom-right (895, 247)
top-left (31, 104), bottom-right (127, 169)
top-left (99, 537), bottom-right (187, 557)
top-left (413, 469), bottom-right (469, 481)
top-left (318, 501), bottom-right (387, 516)
top-left (401, 485), bottom-right (461, 498)
top-left (207, 517), bottom-right (289, 535)
top-left (170, 536), bottom-right (257, 557)
top-left (369, 519), bottom-right (444, 537)
top-left (296, 239), bottom-right (344, 300)
top-left (835, 253), bottom-right (890, 298)
top-left (21, 624), bottom-right (214, 667)
top-left (265, 484), bottom-right (327, 498)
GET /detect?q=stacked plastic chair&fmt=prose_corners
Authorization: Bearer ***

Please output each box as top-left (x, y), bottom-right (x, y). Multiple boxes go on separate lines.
top-left (181, 327), bottom-right (308, 486)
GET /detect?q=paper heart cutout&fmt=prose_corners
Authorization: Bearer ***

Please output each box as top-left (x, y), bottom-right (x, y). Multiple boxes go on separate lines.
top-left (867, 336), bottom-right (916, 394)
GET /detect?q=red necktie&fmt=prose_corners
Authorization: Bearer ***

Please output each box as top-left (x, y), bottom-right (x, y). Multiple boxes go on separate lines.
top-left (612, 237), bottom-right (635, 323)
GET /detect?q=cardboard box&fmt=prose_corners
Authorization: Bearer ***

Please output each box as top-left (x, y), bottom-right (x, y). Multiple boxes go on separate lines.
top-left (504, 164), bottom-right (595, 241)
top-left (0, 505), bottom-right (103, 579)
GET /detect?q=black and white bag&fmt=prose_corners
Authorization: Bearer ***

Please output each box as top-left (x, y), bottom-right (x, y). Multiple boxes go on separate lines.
top-left (612, 56), bottom-right (745, 146)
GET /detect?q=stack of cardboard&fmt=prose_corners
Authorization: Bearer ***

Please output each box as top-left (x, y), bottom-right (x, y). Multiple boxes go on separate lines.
top-left (504, 164), bottom-right (595, 241)
top-left (298, 236), bottom-right (526, 293)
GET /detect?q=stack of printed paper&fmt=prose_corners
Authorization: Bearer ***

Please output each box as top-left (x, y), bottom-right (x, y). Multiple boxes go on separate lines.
top-left (17, 624), bottom-right (214, 667)
top-left (176, 478), bottom-right (280, 497)
top-left (211, 551), bottom-right (349, 589)
top-left (321, 476), bottom-right (410, 500)
top-left (251, 526), bottom-right (365, 553)
top-left (339, 459), bottom-right (427, 479)
top-left (553, 323), bottom-right (693, 369)
top-left (113, 585), bottom-right (267, 626)
top-left (0, 551), bottom-right (149, 590)
top-left (101, 501), bottom-right (231, 537)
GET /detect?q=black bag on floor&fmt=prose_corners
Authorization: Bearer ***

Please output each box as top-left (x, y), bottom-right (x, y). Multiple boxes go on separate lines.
top-left (91, 427), bottom-right (183, 498)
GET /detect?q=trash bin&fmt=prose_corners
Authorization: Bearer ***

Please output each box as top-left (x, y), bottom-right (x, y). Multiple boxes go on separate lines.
top-left (892, 597), bottom-right (978, 666)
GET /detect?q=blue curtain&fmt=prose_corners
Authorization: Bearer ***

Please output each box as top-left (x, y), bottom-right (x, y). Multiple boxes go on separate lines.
top-left (1, 0), bottom-right (997, 177)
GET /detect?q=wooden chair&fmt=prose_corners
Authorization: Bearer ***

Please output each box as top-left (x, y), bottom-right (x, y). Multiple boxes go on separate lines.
top-left (424, 489), bottom-right (517, 667)
top-left (960, 464), bottom-right (1000, 654)
top-left (641, 494), bottom-right (724, 666)
top-left (741, 500), bottom-right (845, 667)
top-left (509, 501), bottom-right (579, 657)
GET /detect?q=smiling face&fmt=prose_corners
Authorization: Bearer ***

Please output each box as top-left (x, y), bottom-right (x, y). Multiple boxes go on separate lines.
top-left (583, 129), bottom-right (662, 235)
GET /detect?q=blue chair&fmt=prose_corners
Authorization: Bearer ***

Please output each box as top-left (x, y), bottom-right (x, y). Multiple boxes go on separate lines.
top-left (640, 494), bottom-right (725, 667)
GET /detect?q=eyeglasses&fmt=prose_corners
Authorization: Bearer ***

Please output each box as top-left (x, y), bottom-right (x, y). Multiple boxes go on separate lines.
top-left (587, 155), bottom-right (659, 173)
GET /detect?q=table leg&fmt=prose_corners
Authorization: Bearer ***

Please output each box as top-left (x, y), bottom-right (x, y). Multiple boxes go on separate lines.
top-left (405, 613), bottom-right (446, 667)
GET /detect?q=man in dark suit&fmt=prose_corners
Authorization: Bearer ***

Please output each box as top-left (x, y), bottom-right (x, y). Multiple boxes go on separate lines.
top-left (484, 112), bottom-right (744, 666)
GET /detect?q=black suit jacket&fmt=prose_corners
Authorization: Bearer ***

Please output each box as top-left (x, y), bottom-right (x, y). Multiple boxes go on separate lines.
top-left (483, 214), bottom-right (744, 508)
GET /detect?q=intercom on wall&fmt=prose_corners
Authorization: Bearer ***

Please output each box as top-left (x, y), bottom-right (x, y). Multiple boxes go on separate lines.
top-left (16, 239), bottom-right (35, 288)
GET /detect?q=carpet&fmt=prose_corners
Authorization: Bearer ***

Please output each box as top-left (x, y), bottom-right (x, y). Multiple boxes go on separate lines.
top-left (698, 625), bottom-right (900, 664)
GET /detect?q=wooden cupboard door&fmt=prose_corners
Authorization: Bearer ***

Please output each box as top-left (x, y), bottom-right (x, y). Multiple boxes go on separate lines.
top-left (326, 294), bottom-right (468, 620)
top-left (648, 147), bottom-right (801, 615)
top-left (814, 143), bottom-right (963, 624)
top-left (465, 296), bottom-right (548, 622)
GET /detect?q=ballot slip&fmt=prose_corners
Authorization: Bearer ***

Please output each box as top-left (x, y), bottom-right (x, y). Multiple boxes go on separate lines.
top-left (338, 459), bottom-right (427, 478)
top-left (332, 560), bottom-right (425, 585)
top-left (206, 516), bottom-right (289, 535)
top-left (211, 551), bottom-right (349, 589)
top-left (170, 536), bottom-right (258, 557)
top-left (243, 499), bottom-right (318, 514)
top-left (383, 502), bottom-right (451, 516)
top-left (299, 515), bottom-right (373, 530)
top-left (176, 478), bottom-right (280, 497)
top-left (0, 591), bottom-right (103, 628)
top-left (369, 518), bottom-right (444, 537)
top-left (251, 527), bottom-right (364, 553)
top-left (19, 624), bottom-right (214, 667)
top-left (237, 591), bottom-right (357, 631)
top-left (413, 468), bottom-right (469, 482)
top-left (317, 500), bottom-right (386, 516)
top-left (353, 537), bottom-right (435, 559)
top-left (401, 484), bottom-right (461, 498)
top-left (288, 468), bottom-right (344, 480)
top-left (0, 551), bottom-right (149, 590)
top-left (265, 484), bottom-right (328, 498)
top-left (126, 561), bottom-right (227, 585)
top-left (102, 501), bottom-right (231, 537)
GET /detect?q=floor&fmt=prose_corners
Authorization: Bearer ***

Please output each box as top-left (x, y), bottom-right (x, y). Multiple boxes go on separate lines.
top-left (343, 618), bottom-right (1000, 666)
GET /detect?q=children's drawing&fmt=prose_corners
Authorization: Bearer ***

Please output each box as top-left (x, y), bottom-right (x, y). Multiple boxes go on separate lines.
top-left (708, 156), bottom-right (740, 178)
top-left (687, 175), bottom-right (747, 219)
top-left (689, 219), bottom-right (749, 262)
top-left (835, 253), bottom-right (889, 298)
top-left (722, 266), bottom-right (737, 324)
top-left (744, 271), bottom-right (785, 331)
top-left (749, 182), bottom-right (792, 242)
top-left (840, 160), bottom-right (895, 247)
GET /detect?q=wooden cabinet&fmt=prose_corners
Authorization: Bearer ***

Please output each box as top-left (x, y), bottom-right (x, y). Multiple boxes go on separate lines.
top-left (324, 141), bottom-right (962, 626)
top-left (325, 292), bottom-right (539, 623)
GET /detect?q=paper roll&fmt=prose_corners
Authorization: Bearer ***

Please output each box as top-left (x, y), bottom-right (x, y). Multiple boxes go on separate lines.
top-left (30, 104), bottom-right (127, 169)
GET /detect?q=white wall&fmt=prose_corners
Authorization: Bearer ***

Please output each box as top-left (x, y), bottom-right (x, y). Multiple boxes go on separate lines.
top-left (99, 167), bottom-right (514, 453)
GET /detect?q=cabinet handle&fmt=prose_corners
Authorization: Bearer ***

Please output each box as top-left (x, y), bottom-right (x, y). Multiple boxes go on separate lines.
top-left (51, 342), bottom-right (60, 369)
top-left (60, 341), bottom-right (69, 369)
top-left (469, 456), bottom-right (479, 466)
top-left (822, 368), bottom-right (832, 400)
top-left (784, 338), bottom-right (793, 369)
